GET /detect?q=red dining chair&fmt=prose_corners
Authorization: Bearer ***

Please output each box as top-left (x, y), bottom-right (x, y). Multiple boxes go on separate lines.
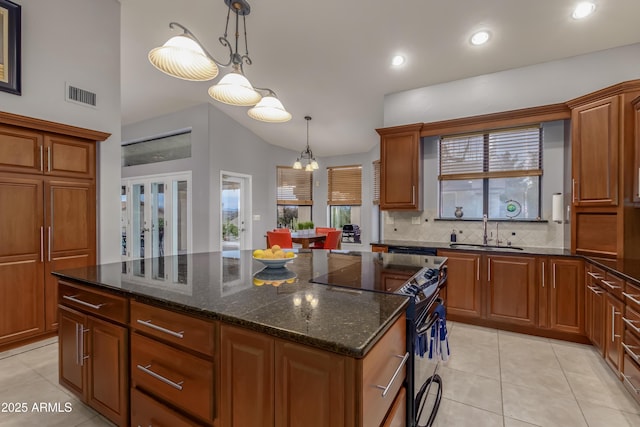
top-left (273, 228), bottom-right (291, 233)
top-left (315, 227), bottom-right (335, 235)
top-left (266, 231), bottom-right (293, 248)
top-left (312, 229), bottom-right (342, 250)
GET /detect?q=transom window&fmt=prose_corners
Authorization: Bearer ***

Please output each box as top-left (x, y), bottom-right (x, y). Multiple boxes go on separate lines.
top-left (439, 126), bottom-right (542, 220)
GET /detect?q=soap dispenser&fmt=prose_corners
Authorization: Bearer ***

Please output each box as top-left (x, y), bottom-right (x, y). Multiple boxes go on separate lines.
top-left (450, 229), bottom-right (457, 242)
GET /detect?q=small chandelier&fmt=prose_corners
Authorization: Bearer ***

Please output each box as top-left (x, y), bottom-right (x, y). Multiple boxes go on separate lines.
top-left (293, 116), bottom-right (319, 172)
top-left (148, 0), bottom-right (291, 123)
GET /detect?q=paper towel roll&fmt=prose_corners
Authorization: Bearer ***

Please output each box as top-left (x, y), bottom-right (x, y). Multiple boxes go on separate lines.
top-left (552, 193), bottom-right (563, 223)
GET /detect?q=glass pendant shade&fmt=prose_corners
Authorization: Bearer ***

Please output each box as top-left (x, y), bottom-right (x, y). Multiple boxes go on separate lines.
top-left (305, 163), bottom-right (313, 172)
top-left (293, 160), bottom-right (302, 170)
top-left (208, 71), bottom-right (262, 106)
top-left (148, 35), bottom-right (219, 81)
top-left (311, 159), bottom-right (319, 170)
top-left (248, 96), bottom-right (292, 123)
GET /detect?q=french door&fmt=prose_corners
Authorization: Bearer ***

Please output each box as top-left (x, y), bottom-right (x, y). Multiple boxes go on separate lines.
top-left (121, 172), bottom-right (192, 261)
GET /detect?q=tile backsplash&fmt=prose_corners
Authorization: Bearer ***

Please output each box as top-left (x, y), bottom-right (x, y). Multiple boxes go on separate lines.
top-left (382, 209), bottom-right (565, 249)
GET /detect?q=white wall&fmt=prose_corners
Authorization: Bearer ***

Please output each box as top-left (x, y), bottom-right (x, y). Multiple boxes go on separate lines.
top-left (384, 43), bottom-right (640, 127)
top-left (0, 0), bottom-right (122, 263)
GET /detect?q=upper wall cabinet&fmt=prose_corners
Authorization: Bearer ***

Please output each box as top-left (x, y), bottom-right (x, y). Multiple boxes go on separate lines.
top-left (376, 123), bottom-right (423, 211)
top-left (570, 95), bottom-right (619, 207)
top-left (0, 125), bottom-right (94, 179)
top-left (633, 96), bottom-right (640, 205)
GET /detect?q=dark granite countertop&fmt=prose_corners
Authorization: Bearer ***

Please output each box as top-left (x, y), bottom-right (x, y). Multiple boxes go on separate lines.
top-left (51, 250), bottom-right (437, 358)
top-left (371, 240), bottom-right (640, 285)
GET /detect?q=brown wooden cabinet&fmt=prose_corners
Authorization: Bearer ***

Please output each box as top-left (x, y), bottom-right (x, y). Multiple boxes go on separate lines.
top-left (605, 293), bottom-right (624, 375)
top-left (633, 96), bottom-right (640, 204)
top-left (376, 124), bottom-right (423, 210)
top-left (571, 95), bottom-right (620, 207)
top-left (486, 255), bottom-right (537, 327)
top-left (58, 283), bottom-right (128, 426)
top-left (220, 313), bottom-right (406, 427)
top-left (585, 267), bottom-right (606, 355)
top-left (0, 113), bottom-right (107, 349)
top-left (546, 258), bottom-right (584, 334)
top-left (568, 81), bottom-right (640, 258)
top-left (437, 250), bottom-right (482, 319)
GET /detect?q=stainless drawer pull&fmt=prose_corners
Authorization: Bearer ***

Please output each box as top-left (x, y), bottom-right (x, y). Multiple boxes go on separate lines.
top-left (623, 375), bottom-right (640, 394)
top-left (623, 292), bottom-right (640, 306)
top-left (137, 364), bottom-right (184, 391)
top-left (63, 295), bottom-right (105, 310)
top-left (587, 271), bottom-right (603, 279)
top-left (587, 286), bottom-right (603, 295)
top-left (136, 319), bottom-right (184, 339)
top-left (602, 280), bottom-right (621, 290)
top-left (622, 342), bottom-right (640, 363)
top-left (622, 317), bottom-right (640, 334)
top-left (374, 352), bottom-right (409, 397)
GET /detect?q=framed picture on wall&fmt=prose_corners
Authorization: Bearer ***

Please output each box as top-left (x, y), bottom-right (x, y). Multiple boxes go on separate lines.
top-left (0, 0), bottom-right (21, 95)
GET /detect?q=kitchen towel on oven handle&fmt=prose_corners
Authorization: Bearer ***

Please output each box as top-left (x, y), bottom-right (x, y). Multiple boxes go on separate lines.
top-left (428, 303), bottom-right (449, 361)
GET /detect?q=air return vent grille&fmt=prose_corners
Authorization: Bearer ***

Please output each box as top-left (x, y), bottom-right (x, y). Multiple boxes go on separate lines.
top-left (65, 83), bottom-right (97, 107)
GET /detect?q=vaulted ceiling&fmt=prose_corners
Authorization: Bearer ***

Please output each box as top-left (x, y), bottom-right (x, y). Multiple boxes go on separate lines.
top-left (121, 0), bottom-right (640, 156)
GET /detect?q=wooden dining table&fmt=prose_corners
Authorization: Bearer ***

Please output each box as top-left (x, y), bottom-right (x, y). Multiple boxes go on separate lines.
top-left (290, 232), bottom-right (326, 249)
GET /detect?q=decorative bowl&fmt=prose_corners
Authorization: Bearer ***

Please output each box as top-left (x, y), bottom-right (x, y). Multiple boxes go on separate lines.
top-left (253, 267), bottom-right (297, 286)
top-left (253, 254), bottom-right (297, 269)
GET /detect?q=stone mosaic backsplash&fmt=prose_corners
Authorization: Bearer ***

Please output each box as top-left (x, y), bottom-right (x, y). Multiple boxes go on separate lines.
top-left (382, 209), bottom-right (565, 249)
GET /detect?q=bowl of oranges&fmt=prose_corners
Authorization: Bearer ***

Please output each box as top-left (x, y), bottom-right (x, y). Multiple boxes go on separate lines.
top-left (252, 245), bottom-right (297, 268)
top-left (253, 268), bottom-right (297, 287)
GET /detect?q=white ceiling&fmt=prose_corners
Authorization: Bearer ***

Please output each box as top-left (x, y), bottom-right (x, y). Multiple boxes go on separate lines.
top-left (121, 0), bottom-right (640, 157)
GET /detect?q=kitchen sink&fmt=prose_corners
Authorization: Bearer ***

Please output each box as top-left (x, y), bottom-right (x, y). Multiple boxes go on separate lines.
top-left (449, 243), bottom-right (524, 251)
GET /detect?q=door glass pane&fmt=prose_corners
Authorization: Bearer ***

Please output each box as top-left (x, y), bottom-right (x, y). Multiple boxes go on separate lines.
top-left (121, 185), bottom-right (127, 256)
top-left (174, 180), bottom-right (188, 254)
top-left (222, 178), bottom-right (241, 251)
top-left (151, 182), bottom-right (165, 257)
top-left (132, 184), bottom-right (145, 259)
top-left (488, 177), bottom-right (540, 219)
top-left (440, 179), bottom-right (483, 219)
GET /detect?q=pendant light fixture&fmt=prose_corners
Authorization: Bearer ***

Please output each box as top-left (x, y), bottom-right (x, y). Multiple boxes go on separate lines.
top-left (148, 0), bottom-right (291, 123)
top-left (293, 116), bottom-right (318, 172)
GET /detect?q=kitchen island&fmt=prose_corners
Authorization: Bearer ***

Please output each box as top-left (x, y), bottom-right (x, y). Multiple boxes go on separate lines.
top-left (52, 250), bottom-right (433, 427)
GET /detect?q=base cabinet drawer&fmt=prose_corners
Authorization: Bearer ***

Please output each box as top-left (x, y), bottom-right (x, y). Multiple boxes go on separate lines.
top-left (622, 355), bottom-right (640, 403)
top-left (131, 332), bottom-right (214, 423)
top-left (382, 386), bottom-right (406, 427)
top-left (131, 388), bottom-right (196, 427)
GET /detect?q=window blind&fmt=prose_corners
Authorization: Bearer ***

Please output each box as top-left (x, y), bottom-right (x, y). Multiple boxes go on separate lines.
top-left (277, 166), bottom-right (313, 205)
top-left (439, 126), bottom-right (542, 180)
top-left (327, 165), bottom-right (362, 205)
top-left (372, 160), bottom-right (380, 205)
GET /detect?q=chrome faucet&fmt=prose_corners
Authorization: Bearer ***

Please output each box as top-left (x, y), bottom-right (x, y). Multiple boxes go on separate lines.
top-left (482, 214), bottom-right (489, 245)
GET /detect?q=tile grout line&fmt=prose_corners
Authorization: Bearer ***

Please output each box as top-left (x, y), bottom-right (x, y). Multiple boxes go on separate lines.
top-left (550, 342), bottom-right (590, 426)
top-left (497, 330), bottom-right (506, 427)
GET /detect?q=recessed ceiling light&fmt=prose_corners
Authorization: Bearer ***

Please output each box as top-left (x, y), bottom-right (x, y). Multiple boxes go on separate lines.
top-left (470, 30), bottom-right (490, 46)
top-left (572, 2), bottom-right (596, 19)
top-left (391, 55), bottom-right (405, 66)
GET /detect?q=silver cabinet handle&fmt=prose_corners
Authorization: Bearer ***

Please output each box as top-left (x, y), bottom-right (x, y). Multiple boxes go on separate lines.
top-left (47, 146), bottom-right (51, 172)
top-left (476, 258), bottom-right (479, 281)
top-left (622, 342), bottom-right (640, 363)
top-left (611, 306), bottom-right (619, 342)
top-left (587, 271), bottom-right (603, 280)
top-left (40, 226), bottom-right (44, 262)
top-left (136, 319), bottom-right (184, 339)
top-left (552, 263), bottom-right (556, 289)
top-left (48, 226), bottom-right (51, 261)
top-left (79, 326), bottom-right (89, 366)
top-left (587, 286), bottom-right (603, 295)
top-left (39, 145), bottom-right (43, 171)
top-left (602, 280), bottom-right (621, 290)
top-left (623, 375), bottom-right (640, 394)
top-left (541, 261), bottom-right (545, 288)
top-left (63, 294), bottom-right (105, 310)
top-left (137, 364), bottom-right (183, 391)
top-left (75, 323), bottom-right (81, 365)
top-left (572, 179), bottom-right (576, 203)
top-left (622, 317), bottom-right (640, 334)
top-left (487, 258), bottom-right (491, 282)
top-left (412, 186), bottom-right (415, 205)
top-left (623, 292), bottom-right (640, 306)
top-left (374, 352), bottom-right (409, 397)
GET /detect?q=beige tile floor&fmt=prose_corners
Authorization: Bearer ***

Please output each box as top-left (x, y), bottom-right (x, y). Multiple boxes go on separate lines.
top-left (1, 322), bottom-right (639, 426)
top-left (416, 321), bottom-right (640, 427)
